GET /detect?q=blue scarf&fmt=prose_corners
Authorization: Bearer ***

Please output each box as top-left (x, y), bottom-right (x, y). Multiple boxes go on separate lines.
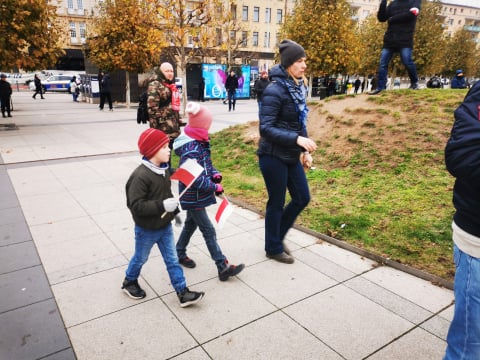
top-left (276, 76), bottom-right (309, 130)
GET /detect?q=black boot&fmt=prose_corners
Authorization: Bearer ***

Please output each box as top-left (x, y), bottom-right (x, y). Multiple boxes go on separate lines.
top-left (7, 113), bottom-right (12, 117)
top-left (2, 112), bottom-right (5, 118)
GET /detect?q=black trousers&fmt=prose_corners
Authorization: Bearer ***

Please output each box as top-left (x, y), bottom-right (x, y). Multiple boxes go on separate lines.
top-left (100, 92), bottom-right (112, 110)
top-left (1, 96), bottom-right (11, 115)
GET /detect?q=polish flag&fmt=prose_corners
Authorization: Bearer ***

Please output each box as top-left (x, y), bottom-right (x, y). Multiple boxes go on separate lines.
top-left (171, 158), bottom-right (204, 189)
top-left (215, 196), bottom-right (233, 227)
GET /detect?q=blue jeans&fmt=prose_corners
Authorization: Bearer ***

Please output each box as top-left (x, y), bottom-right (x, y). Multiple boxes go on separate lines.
top-left (444, 244), bottom-right (480, 360)
top-left (227, 90), bottom-right (236, 110)
top-left (377, 47), bottom-right (418, 90)
top-left (176, 208), bottom-right (226, 271)
top-left (259, 154), bottom-right (310, 255)
top-left (125, 224), bottom-right (186, 293)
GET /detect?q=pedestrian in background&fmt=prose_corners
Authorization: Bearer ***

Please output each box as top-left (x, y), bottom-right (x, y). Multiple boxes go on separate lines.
top-left (147, 62), bottom-right (186, 171)
top-left (450, 69), bottom-right (467, 89)
top-left (123, 128), bottom-right (205, 307)
top-left (257, 39), bottom-right (317, 264)
top-left (99, 71), bottom-right (113, 111)
top-left (32, 74), bottom-right (44, 100)
top-left (224, 70), bottom-right (239, 111)
top-left (254, 70), bottom-right (270, 115)
top-left (443, 81), bottom-right (480, 360)
top-left (369, 0), bottom-right (421, 95)
top-left (354, 77), bottom-right (361, 94)
top-left (70, 76), bottom-right (79, 102)
top-left (0, 74), bottom-right (12, 118)
top-left (173, 102), bottom-right (245, 281)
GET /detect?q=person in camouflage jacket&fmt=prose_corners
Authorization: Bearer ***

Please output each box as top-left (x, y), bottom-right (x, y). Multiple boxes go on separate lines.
top-left (147, 62), bottom-right (184, 139)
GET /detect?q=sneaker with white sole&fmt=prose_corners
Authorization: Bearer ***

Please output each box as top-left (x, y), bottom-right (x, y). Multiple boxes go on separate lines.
top-left (122, 278), bottom-right (146, 299)
top-left (177, 287), bottom-right (205, 307)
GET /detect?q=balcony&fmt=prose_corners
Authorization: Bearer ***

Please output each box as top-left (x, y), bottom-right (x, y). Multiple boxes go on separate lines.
top-left (66, 8), bottom-right (86, 16)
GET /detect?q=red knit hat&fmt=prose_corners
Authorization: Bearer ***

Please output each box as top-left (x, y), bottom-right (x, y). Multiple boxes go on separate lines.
top-left (186, 102), bottom-right (212, 130)
top-left (138, 128), bottom-right (169, 159)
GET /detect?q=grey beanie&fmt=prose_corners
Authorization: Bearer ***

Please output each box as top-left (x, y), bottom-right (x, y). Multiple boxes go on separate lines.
top-left (279, 39), bottom-right (306, 68)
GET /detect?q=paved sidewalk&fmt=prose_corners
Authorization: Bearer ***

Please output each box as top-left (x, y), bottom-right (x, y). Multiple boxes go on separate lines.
top-left (1, 92), bottom-right (454, 360)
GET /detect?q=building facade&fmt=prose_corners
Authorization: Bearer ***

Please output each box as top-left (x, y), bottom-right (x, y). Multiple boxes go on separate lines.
top-left (52, 0), bottom-right (480, 71)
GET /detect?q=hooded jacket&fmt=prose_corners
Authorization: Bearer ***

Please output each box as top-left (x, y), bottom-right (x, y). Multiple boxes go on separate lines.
top-left (256, 64), bottom-right (308, 165)
top-left (378, 0), bottom-right (421, 49)
top-left (173, 133), bottom-right (220, 210)
top-left (445, 81), bottom-right (480, 241)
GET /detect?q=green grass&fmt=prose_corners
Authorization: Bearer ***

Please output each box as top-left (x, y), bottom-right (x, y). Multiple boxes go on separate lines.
top-left (206, 88), bottom-right (467, 281)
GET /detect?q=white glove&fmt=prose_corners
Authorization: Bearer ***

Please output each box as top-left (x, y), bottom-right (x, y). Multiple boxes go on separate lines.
top-left (163, 198), bottom-right (178, 212)
top-left (174, 213), bottom-right (184, 227)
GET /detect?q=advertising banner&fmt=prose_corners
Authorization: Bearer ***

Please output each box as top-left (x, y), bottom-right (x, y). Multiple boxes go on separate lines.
top-left (201, 64), bottom-right (250, 99)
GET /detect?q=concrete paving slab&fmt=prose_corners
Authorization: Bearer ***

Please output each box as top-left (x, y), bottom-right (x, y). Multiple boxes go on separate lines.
top-left (0, 220), bottom-right (32, 247)
top-left (203, 311), bottom-right (344, 359)
top-left (18, 191), bottom-right (88, 226)
top-left (0, 265), bottom-right (52, 313)
top-left (0, 240), bottom-right (40, 273)
top-left (284, 284), bottom-right (413, 360)
top-left (361, 266), bottom-right (454, 312)
top-left (162, 279), bottom-right (276, 344)
top-left (367, 327), bottom-right (446, 360)
top-left (52, 267), bottom-right (152, 327)
top-left (68, 298), bottom-right (199, 360)
top-left (308, 240), bottom-right (378, 274)
top-left (294, 247), bottom-right (357, 282)
top-left (0, 299), bottom-right (72, 360)
top-left (240, 259), bottom-right (337, 308)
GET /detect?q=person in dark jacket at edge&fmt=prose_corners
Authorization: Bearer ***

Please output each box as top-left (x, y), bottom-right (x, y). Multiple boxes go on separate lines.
top-left (253, 70), bottom-right (270, 115)
top-left (443, 81), bottom-right (480, 360)
top-left (370, 0), bottom-right (421, 95)
top-left (257, 39), bottom-right (317, 264)
top-left (450, 69), bottom-right (468, 89)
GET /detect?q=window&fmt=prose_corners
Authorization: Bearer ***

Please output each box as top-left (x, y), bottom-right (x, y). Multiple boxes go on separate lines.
top-left (79, 23), bottom-right (86, 41)
top-left (242, 6), bottom-right (248, 21)
top-left (216, 28), bottom-right (222, 46)
top-left (69, 22), bottom-right (76, 38)
top-left (253, 32), bottom-right (259, 46)
top-left (265, 8), bottom-right (271, 23)
top-left (264, 32), bottom-right (270, 48)
top-left (276, 9), bottom-right (282, 24)
top-left (231, 4), bottom-right (237, 20)
top-left (242, 31), bottom-right (248, 46)
top-left (253, 7), bottom-right (259, 22)
top-left (230, 30), bottom-right (236, 42)
top-left (67, 0), bottom-right (74, 14)
top-left (77, 0), bottom-right (83, 10)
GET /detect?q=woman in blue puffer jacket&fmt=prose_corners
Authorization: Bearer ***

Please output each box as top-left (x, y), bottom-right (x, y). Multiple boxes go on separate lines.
top-left (257, 39), bottom-right (317, 264)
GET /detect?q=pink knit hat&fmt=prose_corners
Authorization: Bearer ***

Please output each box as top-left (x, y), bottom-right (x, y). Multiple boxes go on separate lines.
top-left (186, 102), bottom-right (212, 130)
top-left (138, 128), bottom-right (169, 159)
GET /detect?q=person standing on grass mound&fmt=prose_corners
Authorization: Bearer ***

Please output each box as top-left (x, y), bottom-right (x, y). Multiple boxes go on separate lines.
top-left (443, 81), bottom-right (480, 360)
top-left (257, 39), bottom-right (317, 264)
top-left (369, 0), bottom-right (421, 95)
top-left (122, 128), bottom-right (204, 307)
top-left (173, 102), bottom-right (245, 281)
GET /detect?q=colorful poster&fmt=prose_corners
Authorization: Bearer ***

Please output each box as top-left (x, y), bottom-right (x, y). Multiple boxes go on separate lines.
top-left (202, 64), bottom-right (251, 99)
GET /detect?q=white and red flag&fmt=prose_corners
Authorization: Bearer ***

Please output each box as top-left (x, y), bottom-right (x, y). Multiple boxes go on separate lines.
top-left (171, 158), bottom-right (204, 192)
top-left (215, 196), bottom-right (233, 227)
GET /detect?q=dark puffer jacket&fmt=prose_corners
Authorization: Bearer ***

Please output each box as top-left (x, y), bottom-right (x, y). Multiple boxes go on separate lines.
top-left (445, 81), bottom-right (480, 237)
top-left (378, 0), bottom-right (421, 49)
top-left (257, 64), bottom-right (307, 165)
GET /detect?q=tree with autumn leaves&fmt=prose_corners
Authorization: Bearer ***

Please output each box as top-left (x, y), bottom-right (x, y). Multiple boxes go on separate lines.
top-left (281, 0), bottom-right (360, 95)
top-left (87, 0), bottom-right (219, 109)
top-left (0, 0), bottom-right (64, 72)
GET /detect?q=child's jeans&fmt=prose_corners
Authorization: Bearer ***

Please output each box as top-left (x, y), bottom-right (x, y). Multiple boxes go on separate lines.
top-left (126, 224), bottom-right (186, 293)
top-left (176, 208), bottom-right (226, 272)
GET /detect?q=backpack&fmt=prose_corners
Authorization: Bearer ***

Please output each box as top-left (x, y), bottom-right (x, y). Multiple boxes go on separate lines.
top-left (137, 91), bottom-right (148, 124)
